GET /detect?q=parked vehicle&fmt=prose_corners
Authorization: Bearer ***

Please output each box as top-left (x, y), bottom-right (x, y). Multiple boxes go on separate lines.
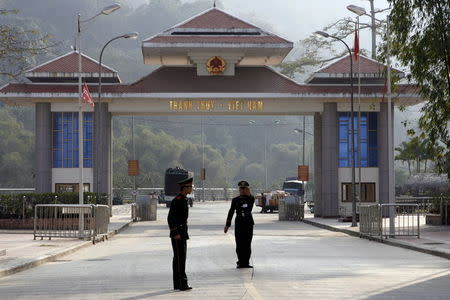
top-left (282, 177), bottom-right (304, 199)
top-left (282, 177), bottom-right (312, 212)
top-left (163, 167), bottom-right (194, 207)
top-left (256, 190), bottom-right (286, 213)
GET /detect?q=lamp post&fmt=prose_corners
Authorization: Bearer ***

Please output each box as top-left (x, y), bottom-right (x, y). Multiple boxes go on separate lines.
top-left (77, 3), bottom-right (120, 204)
top-left (314, 30), bottom-right (357, 226)
top-left (249, 120), bottom-right (280, 191)
top-left (97, 32), bottom-right (138, 214)
top-left (76, 3), bottom-right (120, 234)
top-left (347, 4), bottom-right (395, 232)
top-left (201, 116), bottom-right (205, 202)
top-left (293, 127), bottom-right (313, 203)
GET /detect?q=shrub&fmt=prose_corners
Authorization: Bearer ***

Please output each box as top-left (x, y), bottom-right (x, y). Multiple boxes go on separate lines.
top-left (0, 192), bottom-right (108, 219)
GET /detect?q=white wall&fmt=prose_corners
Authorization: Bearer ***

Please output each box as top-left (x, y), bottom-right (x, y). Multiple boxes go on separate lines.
top-left (51, 103), bottom-right (94, 112)
top-left (338, 167), bottom-right (379, 216)
top-left (52, 168), bottom-right (93, 192)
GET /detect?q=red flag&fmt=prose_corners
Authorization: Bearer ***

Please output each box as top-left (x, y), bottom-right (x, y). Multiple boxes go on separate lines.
top-left (354, 23), bottom-right (359, 61)
top-left (82, 83), bottom-right (95, 108)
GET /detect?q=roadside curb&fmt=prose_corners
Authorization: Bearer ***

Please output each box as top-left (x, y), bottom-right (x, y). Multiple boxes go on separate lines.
top-left (0, 220), bottom-right (134, 278)
top-left (302, 218), bottom-right (450, 260)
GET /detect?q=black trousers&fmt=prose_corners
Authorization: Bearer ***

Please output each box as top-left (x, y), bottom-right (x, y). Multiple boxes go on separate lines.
top-left (235, 224), bottom-right (253, 266)
top-left (171, 238), bottom-right (187, 289)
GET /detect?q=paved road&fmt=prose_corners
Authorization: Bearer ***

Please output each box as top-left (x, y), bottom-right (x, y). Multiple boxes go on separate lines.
top-left (1, 202), bottom-right (449, 300)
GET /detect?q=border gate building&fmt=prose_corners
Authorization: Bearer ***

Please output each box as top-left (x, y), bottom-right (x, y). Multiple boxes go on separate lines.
top-left (0, 8), bottom-right (423, 217)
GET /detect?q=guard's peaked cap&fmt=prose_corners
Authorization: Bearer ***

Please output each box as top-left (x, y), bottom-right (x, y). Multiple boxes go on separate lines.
top-left (237, 180), bottom-right (249, 187)
top-left (178, 177), bottom-right (193, 186)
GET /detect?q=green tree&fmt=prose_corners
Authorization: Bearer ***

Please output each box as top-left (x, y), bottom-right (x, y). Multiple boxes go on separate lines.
top-left (0, 9), bottom-right (54, 82)
top-left (388, 0), bottom-right (450, 178)
top-left (395, 141), bottom-right (414, 176)
top-left (0, 110), bottom-right (33, 187)
top-left (280, 0), bottom-right (385, 79)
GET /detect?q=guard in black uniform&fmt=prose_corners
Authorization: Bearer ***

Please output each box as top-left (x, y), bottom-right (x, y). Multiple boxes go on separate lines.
top-left (224, 180), bottom-right (255, 268)
top-left (167, 177), bottom-right (193, 291)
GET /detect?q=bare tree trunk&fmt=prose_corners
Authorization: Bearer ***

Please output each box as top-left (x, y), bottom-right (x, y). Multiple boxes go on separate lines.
top-left (408, 161), bottom-right (411, 176)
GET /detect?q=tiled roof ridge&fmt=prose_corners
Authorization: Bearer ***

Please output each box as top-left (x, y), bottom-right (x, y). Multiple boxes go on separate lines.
top-left (27, 50), bottom-right (118, 74)
top-left (175, 7), bottom-right (258, 29)
top-left (142, 7), bottom-right (292, 44)
top-left (313, 54), bottom-right (403, 74)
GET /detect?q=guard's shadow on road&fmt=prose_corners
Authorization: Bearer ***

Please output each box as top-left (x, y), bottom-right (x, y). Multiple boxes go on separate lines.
top-left (120, 289), bottom-right (175, 300)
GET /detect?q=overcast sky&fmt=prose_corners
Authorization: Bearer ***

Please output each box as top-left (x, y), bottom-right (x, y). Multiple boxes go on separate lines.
top-left (129, 0), bottom-right (390, 51)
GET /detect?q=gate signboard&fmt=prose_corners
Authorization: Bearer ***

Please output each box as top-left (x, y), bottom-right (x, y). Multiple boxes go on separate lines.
top-left (128, 160), bottom-right (140, 176)
top-left (298, 165), bottom-right (309, 181)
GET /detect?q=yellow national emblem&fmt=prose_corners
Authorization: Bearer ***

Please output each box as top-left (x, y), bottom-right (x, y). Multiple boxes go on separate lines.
top-left (206, 56), bottom-right (226, 75)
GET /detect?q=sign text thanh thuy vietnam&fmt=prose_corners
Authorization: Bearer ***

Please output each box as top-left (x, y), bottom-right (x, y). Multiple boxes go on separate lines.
top-left (168, 100), bottom-right (264, 112)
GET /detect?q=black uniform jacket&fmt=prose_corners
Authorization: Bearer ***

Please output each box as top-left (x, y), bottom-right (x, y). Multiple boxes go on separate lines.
top-left (226, 195), bottom-right (255, 227)
top-left (167, 194), bottom-right (189, 240)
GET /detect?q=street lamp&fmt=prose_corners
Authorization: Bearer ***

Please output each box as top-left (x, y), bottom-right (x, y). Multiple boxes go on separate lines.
top-left (76, 3), bottom-right (120, 234)
top-left (97, 32), bottom-right (138, 214)
top-left (293, 127), bottom-right (313, 204)
top-left (293, 128), bottom-right (313, 165)
top-left (347, 4), bottom-right (395, 232)
top-left (347, 4), bottom-right (366, 16)
top-left (293, 129), bottom-right (313, 136)
top-left (249, 120), bottom-right (280, 191)
top-left (314, 30), bottom-right (357, 227)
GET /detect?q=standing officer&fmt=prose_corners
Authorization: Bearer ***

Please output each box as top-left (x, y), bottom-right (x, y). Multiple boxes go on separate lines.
top-left (224, 180), bottom-right (255, 268)
top-left (167, 177), bottom-right (193, 291)
top-left (260, 192), bottom-right (267, 213)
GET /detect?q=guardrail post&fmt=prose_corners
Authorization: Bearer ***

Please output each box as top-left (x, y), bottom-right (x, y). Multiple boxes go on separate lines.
top-left (378, 204), bottom-right (382, 238)
top-left (33, 205), bottom-right (37, 240)
top-left (417, 206), bottom-right (420, 239)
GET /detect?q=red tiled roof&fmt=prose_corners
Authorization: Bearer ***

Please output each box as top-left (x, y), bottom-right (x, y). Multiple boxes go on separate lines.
top-left (145, 35), bottom-right (290, 44)
top-left (316, 55), bottom-right (402, 74)
top-left (176, 8), bottom-right (257, 29)
top-left (29, 51), bottom-right (116, 74)
top-left (143, 8), bottom-right (292, 46)
top-left (125, 67), bottom-right (300, 93)
top-left (0, 67), bottom-right (420, 95)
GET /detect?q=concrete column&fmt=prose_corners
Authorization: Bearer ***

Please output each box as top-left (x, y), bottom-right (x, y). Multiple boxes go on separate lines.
top-left (94, 103), bottom-right (111, 195)
top-left (321, 103), bottom-right (339, 217)
top-left (314, 112), bottom-right (322, 217)
top-left (378, 102), bottom-right (393, 205)
top-left (35, 103), bottom-right (52, 193)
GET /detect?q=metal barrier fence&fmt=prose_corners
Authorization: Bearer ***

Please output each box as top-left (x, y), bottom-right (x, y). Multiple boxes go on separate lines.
top-left (34, 204), bottom-right (110, 244)
top-left (279, 198), bottom-right (304, 221)
top-left (359, 203), bottom-right (420, 238)
top-left (115, 187), bottom-right (259, 202)
top-left (396, 197), bottom-right (435, 213)
top-left (131, 203), bottom-right (138, 222)
top-left (131, 198), bottom-right (157, 222)
top-left (359, 205), bottom-right (381, 236)
top-left (380, 204), bottom-right (420, 238)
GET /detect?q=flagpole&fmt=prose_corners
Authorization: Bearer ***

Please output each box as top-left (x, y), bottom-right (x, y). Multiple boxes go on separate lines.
top-left (77, 15), bottom-right (84, 235)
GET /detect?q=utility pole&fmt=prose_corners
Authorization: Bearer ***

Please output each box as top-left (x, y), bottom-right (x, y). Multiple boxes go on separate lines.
top-left (369, 0), bottom-right (377, 59)
top-left (132, 116), bottom-right (136, 204)
top-left (201, 116), bottom-right (205, 202)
